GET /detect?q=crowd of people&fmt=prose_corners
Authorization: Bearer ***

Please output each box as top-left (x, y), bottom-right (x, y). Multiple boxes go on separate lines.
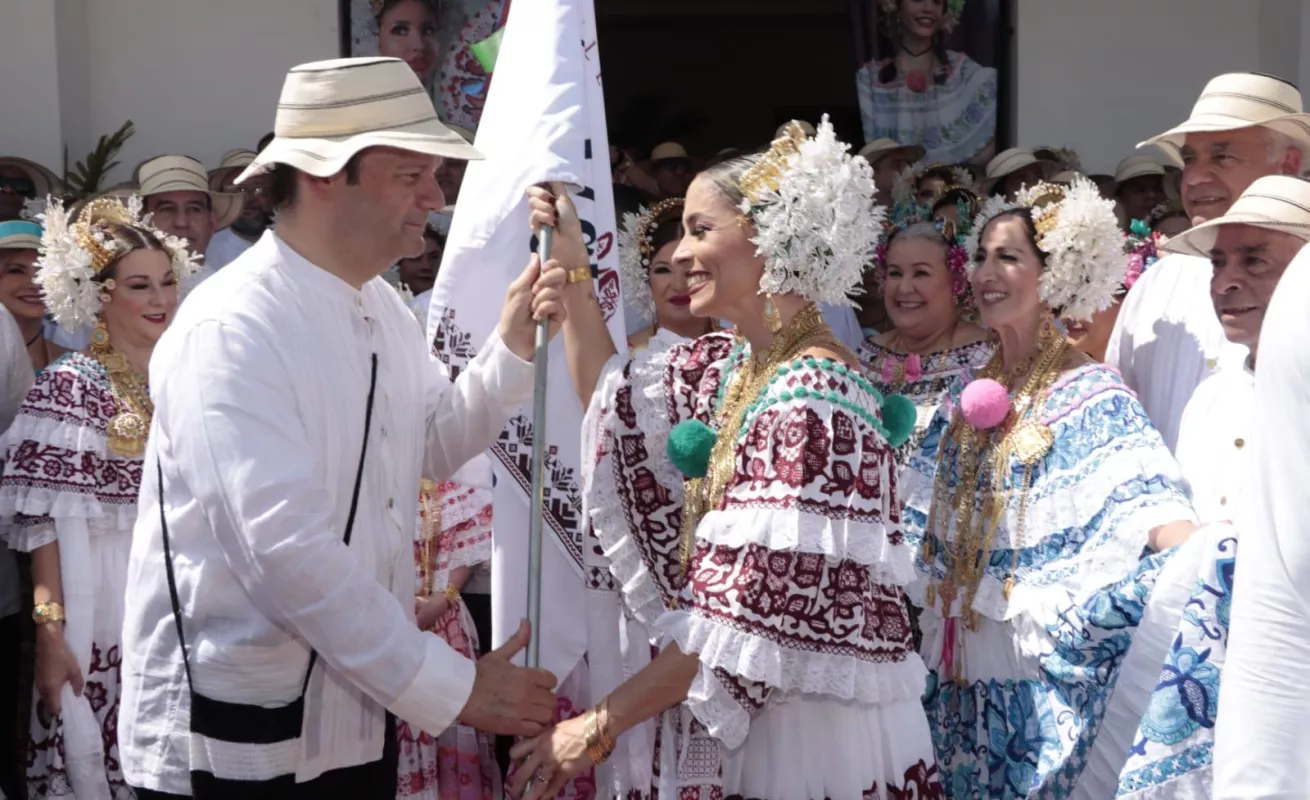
top-left (0, 32), bottom-right (1307, 800)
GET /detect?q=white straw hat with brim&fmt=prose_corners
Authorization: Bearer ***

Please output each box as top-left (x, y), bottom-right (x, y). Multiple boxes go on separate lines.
top-left (444, 123), bottom-right (476, 146)
top-left (983, 147), bottom-right (1055, 192)
top-left (0, 156), bottom-right (63, 196)
top-left (857, 137), bottom-right (927, 167)
top-left (209, 149), bottom-right (258, 190)
top-left (1114, 154), bottom-right (1167, 192)
top-left (236, 57), bottom-right (483, 185)
top-left (0, 220), bottom-right (42, 250)
top-left (650, 142), bottom-right (690, 162)
top-left (776, 120), bottom-right (817, 139)
top-left (1163, 175), bottom-right (1310, 258)
top-left (137, 155), bottom-right (242, 230)
top-left (1141, 73), bottom-right (1310, 149)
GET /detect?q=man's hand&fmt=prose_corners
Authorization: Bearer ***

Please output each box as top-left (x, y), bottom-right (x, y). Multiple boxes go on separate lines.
top-left (456, 618), bottom-right (558, 737)
top-left (499, 254), bottom-right (568, 362)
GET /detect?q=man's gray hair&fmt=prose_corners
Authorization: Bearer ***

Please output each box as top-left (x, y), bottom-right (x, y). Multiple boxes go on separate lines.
top-left (1266, 129), bottom-right (1304, 164)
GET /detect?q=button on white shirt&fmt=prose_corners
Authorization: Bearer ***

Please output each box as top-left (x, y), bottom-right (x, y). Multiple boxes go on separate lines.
top-left (1175, 363), bottom-right (1254, 524)
top-left (119, 232), bottom-right (535, 794)
top-left (1106, 253), bottom-right (1247, 452)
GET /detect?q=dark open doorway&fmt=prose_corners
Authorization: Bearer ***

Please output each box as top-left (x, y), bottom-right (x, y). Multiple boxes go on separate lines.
top-left (596, 0), bottom-right (860, 163)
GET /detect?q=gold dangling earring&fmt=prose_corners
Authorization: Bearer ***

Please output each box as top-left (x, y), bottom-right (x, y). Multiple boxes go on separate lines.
top-left (91, 319), bottom-right (111, 354)
top-left (764, 293), bottom-right (782, 333)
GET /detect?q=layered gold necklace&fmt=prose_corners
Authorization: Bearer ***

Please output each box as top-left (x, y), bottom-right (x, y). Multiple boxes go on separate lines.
top-left (921, 316), bottom-right (1066, 663)
top-left (679, 304), bottom-right (854, 577)
top-left (90, 327), bottom-right (154, 458)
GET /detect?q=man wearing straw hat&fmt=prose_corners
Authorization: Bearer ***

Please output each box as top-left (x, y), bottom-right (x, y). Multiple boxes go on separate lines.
top-left (1086, 176), bottom-right (1310, 799)
top-left (858, 137), bottom-right (926, 203)
top-left (136, 154), bottom-right (243, 284)
top-left (205, 148), bottom-right (270, 271)
top-left (119, 56), bottom-right (565, 798)
top-left (1112, 153), bottom-right (1168, 229)
top-left (0, 156), bottom-right (62, 222)
top-left (1160, 175), bottom-right (1310, 525)
top-left (982, 146), bottom-right (1054, 199)
top-left (1106, 72), bottom-right (1310, 452)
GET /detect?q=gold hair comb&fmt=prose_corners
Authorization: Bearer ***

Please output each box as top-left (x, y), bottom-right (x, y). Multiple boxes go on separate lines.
top-left (739, 122), bottom-right (809, 204)
top-left (72, 197), bottom-right (139, 275)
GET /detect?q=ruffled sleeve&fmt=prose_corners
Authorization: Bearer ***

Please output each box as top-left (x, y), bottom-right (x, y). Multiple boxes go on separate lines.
top-left (429, 479), bottom-right (493, 584)
top-left (904, 363), bottom-right (1197, 625)
top-left (581, 331), bottom-right (737, 627)
top-left (656, 362), bottom-right (926, 749)
top-left (0, 355), bottom-right (139, 551)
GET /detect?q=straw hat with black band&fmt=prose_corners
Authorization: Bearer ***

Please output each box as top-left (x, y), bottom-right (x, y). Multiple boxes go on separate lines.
top-left (237, 57), bottom-right (482, 185)
top-left (1113, 154), bottom-right (1167, 195)
top-left (982, 147), bottom-right (1055, 194)
top-left (1162, 175), bottom-right (1310, 259)
top-left (209, 149), bottom-right (258, 191)
top-left (136, 155), bottom-right (243, 230)
top-left (0, 156), bottom-right (63, 198)
top-left (1140, 73), bottom-right (1310, 150)
top-left (858, 138), bottom-right (926, 168)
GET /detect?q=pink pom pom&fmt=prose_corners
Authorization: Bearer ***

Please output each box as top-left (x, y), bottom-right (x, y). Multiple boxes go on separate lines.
top-left (960, 378), bottom-right (1011, 430)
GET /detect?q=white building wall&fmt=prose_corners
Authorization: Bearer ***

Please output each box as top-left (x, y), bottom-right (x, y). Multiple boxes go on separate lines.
top-left (5, 0), bottom-right (1310, 181)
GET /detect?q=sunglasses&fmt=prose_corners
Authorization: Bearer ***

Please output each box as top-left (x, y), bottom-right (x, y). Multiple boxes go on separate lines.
top-left (0, 176), bottom-right (35, 196)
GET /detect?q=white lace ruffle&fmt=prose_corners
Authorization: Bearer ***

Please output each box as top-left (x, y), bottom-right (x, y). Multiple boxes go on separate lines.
top-left (657, 607), bottom-right (929, 749)
top-left (904, 443), bottom-right (1195, 622)
top-left (584, 336), bottom-right (687, 632)
top-left (0, 487), bottom-right (137, 549)
top-left (3, 409), bottom-right (109, 455)
top-left (695, 507), bottom-right (915, 585)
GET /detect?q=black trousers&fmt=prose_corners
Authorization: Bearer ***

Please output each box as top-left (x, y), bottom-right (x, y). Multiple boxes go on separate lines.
top-left (132, 713), bottom-right (398, 800)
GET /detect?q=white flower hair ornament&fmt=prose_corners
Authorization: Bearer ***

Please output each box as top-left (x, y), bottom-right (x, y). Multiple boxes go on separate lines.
top-left (965, 177), bottom-right (1127, 322)
top-left (35, 194), bottom-right (202, 331)
top-left (891, 160), bottom-right (977, 209)
top-left (618, 197), bottom-right (685, 320)
top-left (739, 115), bottom-right (885, 307)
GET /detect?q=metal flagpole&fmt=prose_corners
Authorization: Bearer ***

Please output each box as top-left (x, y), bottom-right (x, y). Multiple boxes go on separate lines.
top-left (525, 225), bottom-right (553, 670)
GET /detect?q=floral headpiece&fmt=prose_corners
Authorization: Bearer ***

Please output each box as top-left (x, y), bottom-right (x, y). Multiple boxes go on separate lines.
top-left (965, 176), bottom-right (1127, 321)
top-left (617, 198), bottom-right (684, 319)
top-left (891, 160), bottom-right (977, 210)
top-left (873, 214), bottom-right (975, 312)
top-left (1122, 219), bottom-right (1161, 293)
top-left (35, 194), bottom-right (201, 331)
top-left (878, 0), bottom-right (966, 34)
top-left (739, 115), bottom-right (884, 307)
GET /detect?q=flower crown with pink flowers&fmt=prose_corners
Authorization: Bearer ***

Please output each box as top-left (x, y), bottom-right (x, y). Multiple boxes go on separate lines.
top-left (872, 214), bottom-right (975, 312)
top-left (1122, 219), bottom-right (1162, 294)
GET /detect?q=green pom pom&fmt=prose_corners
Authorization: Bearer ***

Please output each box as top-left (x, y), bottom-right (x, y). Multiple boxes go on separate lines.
top-left (880, 393), bottom-right (917, 449)
top-left (667, 420), bottom-right (717, 478)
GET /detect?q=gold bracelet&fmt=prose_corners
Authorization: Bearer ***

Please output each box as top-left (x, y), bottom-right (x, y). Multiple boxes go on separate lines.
top-left (583, 699), bottom-right (616, 764)
top-left (33, 601), bottom-right (64, 625)
top-left (442, 584), bottom-right (460, 604)
top-left (565, 266), bottom-right (592, 284)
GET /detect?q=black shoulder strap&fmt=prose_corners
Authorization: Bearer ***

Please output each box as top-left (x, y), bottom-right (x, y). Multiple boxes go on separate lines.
top-left (159, 352), bottom-right (379, 697)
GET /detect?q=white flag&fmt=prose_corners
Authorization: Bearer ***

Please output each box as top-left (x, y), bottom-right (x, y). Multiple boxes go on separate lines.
top-left (425, 0), bottom-right (622, 682)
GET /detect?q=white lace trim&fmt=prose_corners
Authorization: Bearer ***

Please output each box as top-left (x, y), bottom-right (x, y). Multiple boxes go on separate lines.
top-left (683, 659), bottom-right (752, 750)
top-left (1116, 764), bottom-right (1213, 800)
top-left (585, 335), bottom-right (688, 631)
top-left (696, 507), bottom-right (916, 585)
top-left (3, 409), bottom-right (110, 455)
top-left (657, 608), bottom-right (929, 749)
top-left (903, 435), bottom-right (1195, 621)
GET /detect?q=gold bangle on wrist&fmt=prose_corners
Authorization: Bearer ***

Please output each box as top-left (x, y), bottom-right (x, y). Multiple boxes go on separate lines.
top-left (442, 584), bottom-right (460, 604)
top-left (584, 697), bottom-right (616, 764)
top-left (33, 601), bottom-right (65, 625)
top-left (565, 266), bottom-right (592, 285)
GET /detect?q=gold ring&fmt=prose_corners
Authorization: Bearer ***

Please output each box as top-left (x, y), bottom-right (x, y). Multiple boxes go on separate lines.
top-left (565, 266), bottom-right (592, 284)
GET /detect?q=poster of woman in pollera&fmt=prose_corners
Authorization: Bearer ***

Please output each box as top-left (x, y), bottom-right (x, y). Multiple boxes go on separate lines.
top-left (853, 0), bottom-right (1002, 166)
top-left (346, 0), bottom-right (509, 132)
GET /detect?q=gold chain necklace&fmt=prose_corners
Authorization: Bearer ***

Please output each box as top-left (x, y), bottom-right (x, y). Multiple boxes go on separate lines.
top-left (90, 332), bottom-right (154, 458)
top-left (679, 304), bottom-right (854, 579)
top-left (922, 317), bottom-right (1066, 648)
